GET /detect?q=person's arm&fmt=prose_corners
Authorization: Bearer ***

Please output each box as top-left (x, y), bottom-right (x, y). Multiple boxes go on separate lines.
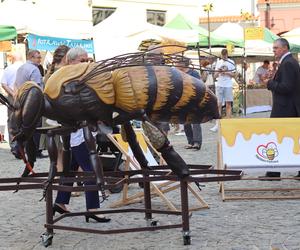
top-left (1, 83), bottom-right (14, 96)
top-left (30, 67), bottom-right (42, 87)
top-left (267, 61), bottom-right (296, 94)
top-left (258, 73), bottom-right (264, 83)
top-left (224, 71), bottom-right (236, 78)
top-left (201, 70), bottom-right (208, 82)
top-left (214, 61), bottom-right (221, 79)
top-left (224, 61), bottom-right (236, 78)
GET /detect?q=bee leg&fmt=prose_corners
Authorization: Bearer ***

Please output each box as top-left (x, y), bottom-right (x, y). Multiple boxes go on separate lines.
top-left (41, 132), bottom-right (58, 200)
top-left (61, 134), bottom-right (72, 176)
top-left (83, 125), bottom-right (108, 201)
top-left (21, 137), bottom-right (36, 177)
top-left (142, 121), bottom-right (189, 178)
top-left (121, 122), bottom-right (151, 170)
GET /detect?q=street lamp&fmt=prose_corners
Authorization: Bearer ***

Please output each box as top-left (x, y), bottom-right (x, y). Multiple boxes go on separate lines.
top-left (203, 3), bottom-right (213, 53)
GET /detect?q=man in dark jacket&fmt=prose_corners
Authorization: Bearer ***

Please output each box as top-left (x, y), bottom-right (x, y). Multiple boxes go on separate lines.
top-left (267, 38), bottom-right (300, 117)
top-left (263, 38), bottom-right (300, 178)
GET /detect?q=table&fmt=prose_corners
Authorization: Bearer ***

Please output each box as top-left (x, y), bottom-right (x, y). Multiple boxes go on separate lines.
top-left (245, 88), bottom-right (272, 114)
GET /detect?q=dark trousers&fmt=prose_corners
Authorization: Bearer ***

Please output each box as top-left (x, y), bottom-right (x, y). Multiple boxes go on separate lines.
top-left (55, 142), bottom-right (100, 210)
top-left (184, 124), bottom-right (202, 146)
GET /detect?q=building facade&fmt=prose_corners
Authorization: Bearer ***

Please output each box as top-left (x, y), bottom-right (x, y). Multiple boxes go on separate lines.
top-left (199, 0), bottom-right (300, 35)
top-left (257, 0), bottom-right (300, 34)
top-left (91, 0), bottom-right (201, 26)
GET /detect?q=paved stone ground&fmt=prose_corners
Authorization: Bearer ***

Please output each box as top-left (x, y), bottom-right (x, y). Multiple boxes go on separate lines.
top-left (0, 112), bottom-right (300, 250)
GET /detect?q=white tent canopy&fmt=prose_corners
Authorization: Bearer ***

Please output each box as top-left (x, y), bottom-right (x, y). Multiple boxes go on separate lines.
top-left (93, 8), bottom-right (198, 60)
top-left (213, 22), bottom-right (244, 42)
top-left (212, 22), bottom-right (274, 57)
top-left (282, 27), bottom-right (300, 45)
top-left (0, 0), bottom-right (92, 39)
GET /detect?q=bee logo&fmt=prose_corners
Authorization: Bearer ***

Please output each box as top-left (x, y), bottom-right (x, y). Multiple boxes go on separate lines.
top-left (256, 142), bottom-right (279, 162)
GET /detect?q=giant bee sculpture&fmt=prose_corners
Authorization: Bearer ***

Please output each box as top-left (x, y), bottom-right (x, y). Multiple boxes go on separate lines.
top-left (7, 49), bottom-right (220, 198)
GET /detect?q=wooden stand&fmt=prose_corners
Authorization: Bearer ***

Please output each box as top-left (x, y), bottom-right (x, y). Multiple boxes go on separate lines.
top-left (107, 132), bottom-right (209, 211)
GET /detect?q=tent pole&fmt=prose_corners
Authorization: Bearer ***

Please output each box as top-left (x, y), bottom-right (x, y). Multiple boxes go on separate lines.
top-left (242, 28), bottom-right (247, 117)
top-left (243, 54), bottom-right (247, 117)
top-left (196, 42), bottom-right (201, 69)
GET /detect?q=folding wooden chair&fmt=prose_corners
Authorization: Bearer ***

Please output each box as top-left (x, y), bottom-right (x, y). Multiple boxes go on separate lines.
top-left (107, 131), bottom-right (209, 211)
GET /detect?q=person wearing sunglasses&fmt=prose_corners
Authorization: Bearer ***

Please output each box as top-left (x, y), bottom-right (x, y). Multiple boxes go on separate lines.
top-left (66, 47), bottom-right (89, 65)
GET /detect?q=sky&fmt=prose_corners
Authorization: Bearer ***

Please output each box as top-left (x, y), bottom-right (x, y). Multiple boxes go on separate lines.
top-left (199, 0), bottom-right (256, 17)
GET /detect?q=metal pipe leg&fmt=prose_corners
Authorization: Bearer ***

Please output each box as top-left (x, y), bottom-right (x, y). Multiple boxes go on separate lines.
top-left (143, 173), bottom-right (152, 221)
top-left (41, 183), bottom-right (54, 247)
top-left (180, 179), bottom-right (191, 245)
top-left (83, 126), bottom-right (107, 200)
top-left (45, 184), bottom-right (53, 233)
top-left (122, 122), bottom-right (149, 169)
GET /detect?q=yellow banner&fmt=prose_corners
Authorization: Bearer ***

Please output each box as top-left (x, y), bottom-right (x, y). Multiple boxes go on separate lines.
top-left (244, 27), bottom-right (264, 40)
top-left (226, 43), bottom-right (235, 54)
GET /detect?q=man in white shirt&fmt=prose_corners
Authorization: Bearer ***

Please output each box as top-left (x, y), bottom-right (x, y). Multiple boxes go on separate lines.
top-left (210, 49), bottom-right (236, 132)
top-left (215, 49), bottom-right (236, 117)
top-left (1, 52), bottom-right (23, 96)
top-left (1, 52), bottom-right (23, 156)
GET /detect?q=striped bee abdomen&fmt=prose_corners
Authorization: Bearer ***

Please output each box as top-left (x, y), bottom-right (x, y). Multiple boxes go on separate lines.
top-left (112, 65), bottom-right (219, 124)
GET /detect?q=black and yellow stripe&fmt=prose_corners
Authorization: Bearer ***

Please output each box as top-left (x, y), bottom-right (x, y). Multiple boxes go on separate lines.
top-left (111, 65), bottom-right (218, 124)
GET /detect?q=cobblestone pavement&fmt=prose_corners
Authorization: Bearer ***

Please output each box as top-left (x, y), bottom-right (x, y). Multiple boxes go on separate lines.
top-left (0, 112), bottom-right (300, 250)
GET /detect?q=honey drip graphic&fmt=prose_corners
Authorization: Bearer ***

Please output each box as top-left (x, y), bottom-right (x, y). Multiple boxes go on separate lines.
top-left (220, 118), bottom-right (300, 154)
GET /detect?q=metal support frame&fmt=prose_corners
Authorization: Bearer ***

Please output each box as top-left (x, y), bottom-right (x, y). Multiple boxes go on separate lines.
top-left (0, 166), bottom-right (242, 247)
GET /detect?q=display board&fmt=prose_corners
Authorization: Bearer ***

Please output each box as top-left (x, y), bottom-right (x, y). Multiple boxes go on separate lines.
top-left (220, 118), bottom-right (300, 173)
top-left (219, 118), bottom-right (300, 200)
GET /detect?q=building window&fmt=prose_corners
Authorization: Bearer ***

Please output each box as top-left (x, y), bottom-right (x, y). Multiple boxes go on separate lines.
top-left (92, 7), bottom-right (116, 26)
top-left (147, 10), bottom-right (166, 26)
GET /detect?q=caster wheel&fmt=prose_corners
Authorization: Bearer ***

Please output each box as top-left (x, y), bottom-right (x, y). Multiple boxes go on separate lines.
top-left (146, 219), bottom-right (158, 227)
top-left (183, 235), bottom-right (191, 245)
top-left (41, 232), bottom-right (53, 247)
top-left (108, 180), bottom-right (124, 193)
top-left (150, 220), bottom-right (158, 226)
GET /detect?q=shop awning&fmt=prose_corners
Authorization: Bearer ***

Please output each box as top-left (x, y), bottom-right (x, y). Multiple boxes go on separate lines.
top-left (0, 25), bottom-right (17, 41)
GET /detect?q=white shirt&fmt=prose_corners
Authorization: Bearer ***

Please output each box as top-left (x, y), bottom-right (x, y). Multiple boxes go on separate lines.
top-left (279, 51), bottom-right (291, 64)
top-left (70, 128), bottom-right (97, 147)
top-left (70, 129), bottom-right (85, 147)
top-left (253, 66), bottom-right (268, 84)
top-left (1, 61), bottom-right (23, 91)
top-left (215, 58), bottom-right (235, 88)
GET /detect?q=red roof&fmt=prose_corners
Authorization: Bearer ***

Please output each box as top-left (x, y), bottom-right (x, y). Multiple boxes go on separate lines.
top-left (257, 0), bottom-right (300, 3)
